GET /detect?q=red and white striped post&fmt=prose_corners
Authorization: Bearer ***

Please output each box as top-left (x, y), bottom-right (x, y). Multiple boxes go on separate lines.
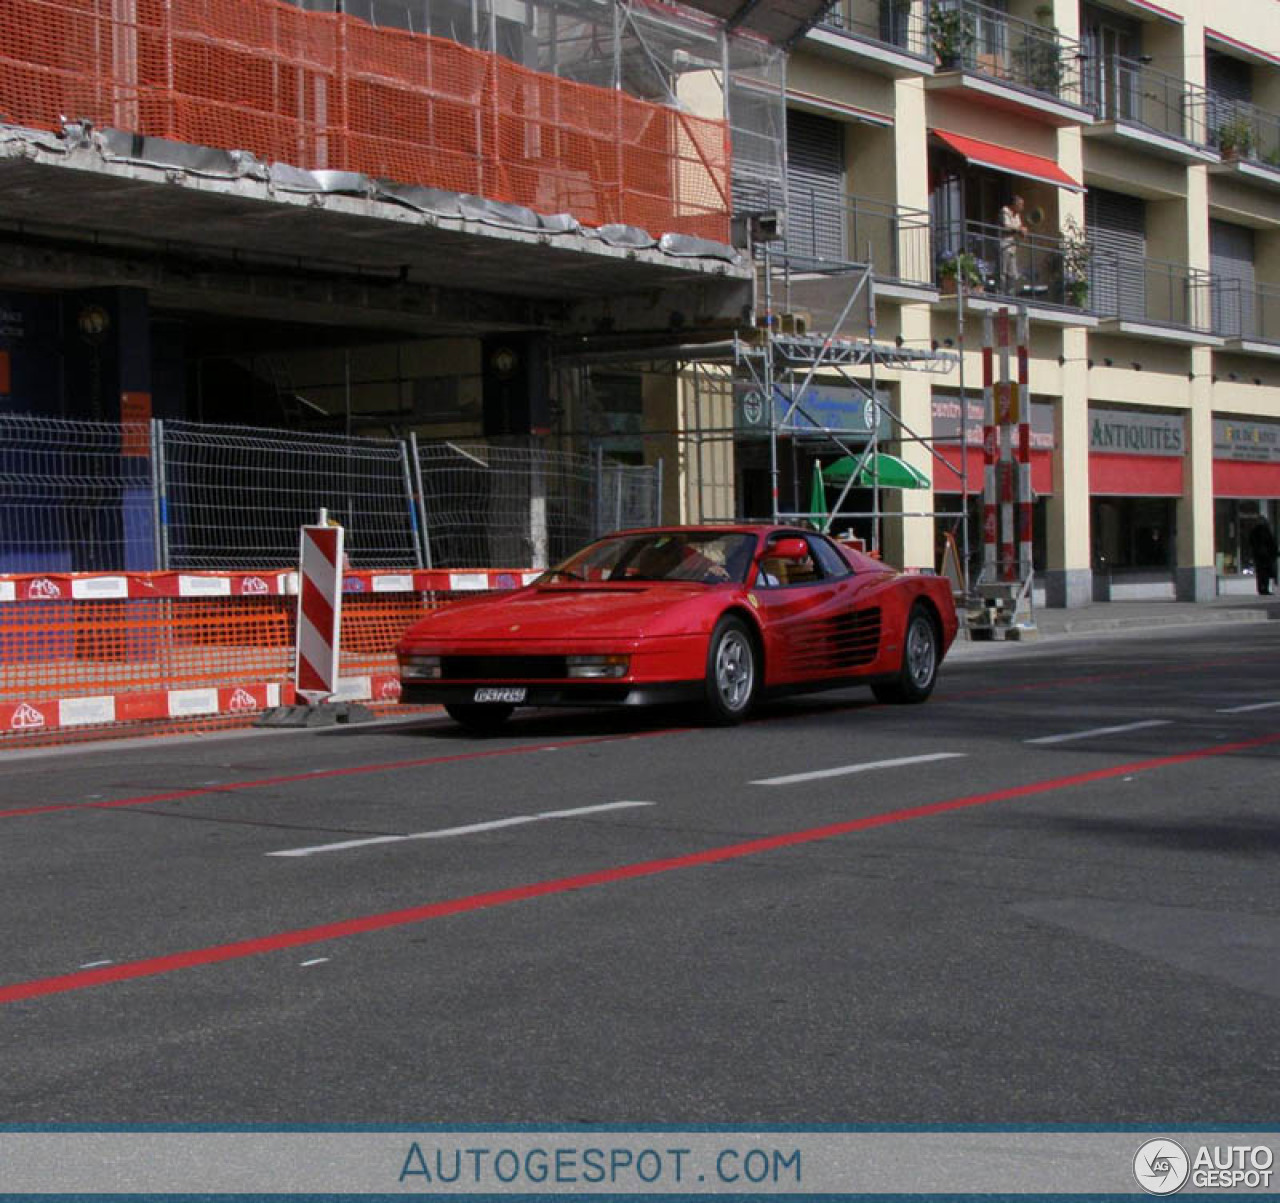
top-left (981, 311), bottom-right (997, 578)
top-left (295, 519), bottom-right (344, 704)
top-left (1016, 309), bottom-right (1033, 582)
top-left (996, 308), bottom-right (1016, 582)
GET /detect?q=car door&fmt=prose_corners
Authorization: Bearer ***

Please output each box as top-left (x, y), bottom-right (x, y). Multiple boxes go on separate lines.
top-left (750, 533), bottom-right (874, 684)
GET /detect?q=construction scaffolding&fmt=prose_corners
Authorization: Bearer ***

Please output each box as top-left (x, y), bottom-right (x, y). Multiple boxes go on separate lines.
top-left (664, 236), bottom-right (963, 569)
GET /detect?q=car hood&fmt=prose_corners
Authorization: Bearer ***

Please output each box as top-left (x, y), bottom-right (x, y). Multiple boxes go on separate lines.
top-left (399, 583), bottom-right (719, 645)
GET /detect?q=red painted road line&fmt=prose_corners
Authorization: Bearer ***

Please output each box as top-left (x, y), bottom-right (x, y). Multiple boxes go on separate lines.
top-left (4, 729), bottom-right (1280, 1007)
top-left (0, 729), bottom-right (690, 821)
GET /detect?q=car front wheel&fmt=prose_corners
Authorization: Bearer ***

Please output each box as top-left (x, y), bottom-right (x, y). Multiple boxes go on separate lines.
top-left (444, 702), bottom-right (515, 734)
top-left (703, 615), bottom-right (758, 725)
top-left (872, 605), bottom-right (939, 704)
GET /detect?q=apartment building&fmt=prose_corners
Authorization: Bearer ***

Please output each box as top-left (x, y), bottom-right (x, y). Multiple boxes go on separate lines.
top-left (704, 0), bottom-right (1280, 604)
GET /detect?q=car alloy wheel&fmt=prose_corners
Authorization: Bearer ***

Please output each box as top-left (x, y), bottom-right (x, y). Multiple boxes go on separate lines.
top-left (871, 604), bottom-right (939, 705)
top-left (705, 616), bottom-right (758, 724)
top-left (904, 610), bottom-right (938, 691)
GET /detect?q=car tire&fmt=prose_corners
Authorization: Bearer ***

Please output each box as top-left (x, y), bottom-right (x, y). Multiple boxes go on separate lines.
top-left (872, 604), bottom-right (939, 705)
top-left (444, 703), bottom-right (515, 734)
top-left (703, 615), bottom-right (758, 725)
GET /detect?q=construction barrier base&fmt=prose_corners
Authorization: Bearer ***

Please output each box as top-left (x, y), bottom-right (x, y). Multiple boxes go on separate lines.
top-left (0, 567), bottom-right (526, 747)
top-left (256, 702), bottom-right (376, 729)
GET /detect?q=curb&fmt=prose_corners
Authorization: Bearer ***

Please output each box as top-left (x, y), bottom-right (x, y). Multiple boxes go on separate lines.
top-left (1058, 609), bottom-right (1273, 635)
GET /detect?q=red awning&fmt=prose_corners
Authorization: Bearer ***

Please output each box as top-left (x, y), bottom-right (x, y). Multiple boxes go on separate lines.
top-left (931, 130), bottom-right (1084, 192)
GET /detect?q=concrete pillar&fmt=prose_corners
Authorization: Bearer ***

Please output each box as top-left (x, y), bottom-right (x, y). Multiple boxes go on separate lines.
top-left (883, 302), bottom-right (936, 570)
top-left (1045, 326), bottom-right (1092, 606)
top-left (1177, 346), bottom-right (1216, 600)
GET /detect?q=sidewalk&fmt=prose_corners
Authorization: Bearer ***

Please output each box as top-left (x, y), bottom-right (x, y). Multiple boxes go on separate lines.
top-left (959, 593), bottom-right (1280, 644)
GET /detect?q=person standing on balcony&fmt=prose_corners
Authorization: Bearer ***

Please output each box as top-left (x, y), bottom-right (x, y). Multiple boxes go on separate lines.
top-left (999, 194), bottom-right (1028, 294)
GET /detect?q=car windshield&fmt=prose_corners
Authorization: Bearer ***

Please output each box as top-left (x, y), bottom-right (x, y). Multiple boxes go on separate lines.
top-left (538, 532), bottom-right (758, 585)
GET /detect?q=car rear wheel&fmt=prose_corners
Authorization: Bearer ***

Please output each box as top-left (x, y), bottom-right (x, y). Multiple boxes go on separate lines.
top-left (444, 703), bottom-right (515, 734)
top-left (872, 604), bottom-right (939, 705)
top-left (703, 616), bottom-right (758, 725)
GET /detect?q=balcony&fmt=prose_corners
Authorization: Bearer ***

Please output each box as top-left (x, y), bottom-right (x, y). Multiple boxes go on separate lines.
top-left (923, 0), bottom-right (1092, 126)
top-left (1089, 253), bottom-right (1221, 344)
top-left (1214, 281), bottom-right (1280, 354)
top-left (1082, 56), bottom-right (1218, 164)
top-left (811, 0), bottom-right (934, 76)
top-left (931, 220), bottom-right (1096, 325)
top-left (1207, 99), bottom-right (1280, 190)
top-left (782, 194), bottom-right (934, 290)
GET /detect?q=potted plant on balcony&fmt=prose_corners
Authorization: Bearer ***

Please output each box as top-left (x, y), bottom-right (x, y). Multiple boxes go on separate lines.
top-left (929, 2), bottom-right (973, 70)
top-left (1217, 114), bottom-right (1256, 161)
top-left (937, 248), bottom-right (985, 294)
top-left (1061, 216), bottom-right (1090, 309)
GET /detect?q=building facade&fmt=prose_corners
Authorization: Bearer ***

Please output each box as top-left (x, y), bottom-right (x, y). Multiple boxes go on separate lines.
top-left (696, 0), bottom-right (1280, 605)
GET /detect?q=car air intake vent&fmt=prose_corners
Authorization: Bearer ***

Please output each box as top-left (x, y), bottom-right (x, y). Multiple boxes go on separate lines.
top-left (441, 656), bottom-right (568, 679)
top-left (828, 607), bottom-right (882, 669)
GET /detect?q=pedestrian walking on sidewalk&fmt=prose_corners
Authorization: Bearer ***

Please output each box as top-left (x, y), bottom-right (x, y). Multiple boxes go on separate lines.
top-left (1249, 518), bottom-right (1278, 595)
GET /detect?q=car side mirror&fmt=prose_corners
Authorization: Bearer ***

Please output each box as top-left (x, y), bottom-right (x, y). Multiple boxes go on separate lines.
top-left (766, 537), bottom-right (809, 562)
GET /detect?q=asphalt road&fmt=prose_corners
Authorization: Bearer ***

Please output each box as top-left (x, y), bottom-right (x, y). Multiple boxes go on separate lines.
top-left (2, 624), bottom-right (1279, 1124)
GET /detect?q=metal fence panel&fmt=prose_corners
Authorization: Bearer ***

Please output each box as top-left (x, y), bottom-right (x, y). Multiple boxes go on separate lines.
top-left (0, 419), bottom-right (659, 574)
top-left (160, 422), bottom-right (420, 568)
top-left (416, 441), bottom-right (659, 569)
top-left (0, 416), bottom-right (157, 574)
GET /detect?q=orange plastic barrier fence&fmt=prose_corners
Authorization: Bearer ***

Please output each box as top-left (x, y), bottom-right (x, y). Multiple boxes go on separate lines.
top-left (2, 0), bottom-right (731, 241)
top-left (0, 578), bottom-right (511, 746)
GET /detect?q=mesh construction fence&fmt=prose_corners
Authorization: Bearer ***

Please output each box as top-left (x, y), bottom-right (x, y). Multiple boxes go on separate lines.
top-left (160, 422), bottom-right (421, 569)
top-left (416, 441), bottom-right (659, 568)
top-left (1, 0), bottom-right (731, 241)
top-left (0, 576), bottom-right (509, 746)
top-left (0, 416), bottom-right (656, 575)
top-left (0, 416), bottom-right (156, 575)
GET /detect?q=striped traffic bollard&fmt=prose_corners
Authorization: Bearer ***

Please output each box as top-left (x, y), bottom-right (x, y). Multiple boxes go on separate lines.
top-left (295, 523), bottom-right (345, 704)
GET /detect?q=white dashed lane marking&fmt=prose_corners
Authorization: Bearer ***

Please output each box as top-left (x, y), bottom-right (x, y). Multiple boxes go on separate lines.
top-left (1025, 719), bottom-right (1172, 746)
top-left (267, 801), bottom-right (655, 858)
top-left (750, 752), bottom-right (967, 787)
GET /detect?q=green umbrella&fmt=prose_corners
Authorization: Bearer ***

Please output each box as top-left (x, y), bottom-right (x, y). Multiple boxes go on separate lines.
top-left (809, 459), bottom-right (828, 524)
top-left (823, 452), bottom-right (930, 490)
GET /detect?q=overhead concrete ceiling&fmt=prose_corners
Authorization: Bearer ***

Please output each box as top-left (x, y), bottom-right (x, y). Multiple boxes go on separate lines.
top-left (0, 135), bottom-right (752, 346)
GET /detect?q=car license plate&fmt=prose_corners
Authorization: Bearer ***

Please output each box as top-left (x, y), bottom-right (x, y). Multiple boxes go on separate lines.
top-left (473, 687), bottom-right (526, 703)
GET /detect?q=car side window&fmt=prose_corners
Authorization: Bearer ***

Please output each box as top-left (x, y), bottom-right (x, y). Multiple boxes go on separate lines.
top-left (757, 535), bottom-right (823, 588)
top-left (809, 534), bottom-right (853, 579)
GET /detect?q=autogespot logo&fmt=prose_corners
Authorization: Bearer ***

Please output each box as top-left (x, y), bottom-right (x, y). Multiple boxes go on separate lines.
top-left (1134, 1139), bottom-right (1190, 1195)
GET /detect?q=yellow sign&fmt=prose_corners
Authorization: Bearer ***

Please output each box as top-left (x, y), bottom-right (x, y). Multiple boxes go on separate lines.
top-left (995, 381), bottom-right (1020, 425)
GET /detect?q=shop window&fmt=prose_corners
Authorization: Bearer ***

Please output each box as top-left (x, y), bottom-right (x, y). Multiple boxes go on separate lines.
top-left (1216, 498), bottom-right (1277, 577)
top-left (1091, 497), bottom-right (1175, 571)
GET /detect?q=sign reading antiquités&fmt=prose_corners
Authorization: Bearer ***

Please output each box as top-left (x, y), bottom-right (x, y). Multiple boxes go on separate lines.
top-left (1089, 408), bottom-right (1184, 457)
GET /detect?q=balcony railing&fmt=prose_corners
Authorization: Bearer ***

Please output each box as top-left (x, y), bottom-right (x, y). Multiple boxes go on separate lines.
top-left (818, 0), bottom-right (932, 59)
top-left (1088, 253), bottom-right (1216, 332)
top-left (1087, 55), bottom-right (1212, 147)
top-left (1214, 281), bottom-right (1280, 344)
top-left (932, 221), bottom-right (1087, 310)
top-left (782, 193), bottom-right (933, 287)
top-left (1207, 97), bottom-right (1280, 170)
top-left (930, 0), bottom-right (1084, 107)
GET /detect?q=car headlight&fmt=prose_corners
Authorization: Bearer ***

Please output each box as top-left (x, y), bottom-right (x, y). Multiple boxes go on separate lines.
top-left (399, 654), bottom-right (442, 680)
top-left (565, 654), bottom-right (630, 679)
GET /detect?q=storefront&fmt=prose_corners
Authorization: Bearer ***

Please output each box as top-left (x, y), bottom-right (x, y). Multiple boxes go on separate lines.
top-left (1089, 406), bottom-right (1184, 599)
top-left (1213, 415), bottom-right (1280, 590)
top-left (931, 390), bottom-right (1054, 578)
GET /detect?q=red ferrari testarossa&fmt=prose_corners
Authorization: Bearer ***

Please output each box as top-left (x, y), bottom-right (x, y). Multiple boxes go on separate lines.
top-left (397, 525), bottom-right (959, 732)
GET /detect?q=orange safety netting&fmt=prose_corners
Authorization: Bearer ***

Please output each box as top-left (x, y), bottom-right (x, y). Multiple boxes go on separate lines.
top-left (0, 590), bottom-right (467, 746)
top-left (2, 0), bottom-right (732, 241)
